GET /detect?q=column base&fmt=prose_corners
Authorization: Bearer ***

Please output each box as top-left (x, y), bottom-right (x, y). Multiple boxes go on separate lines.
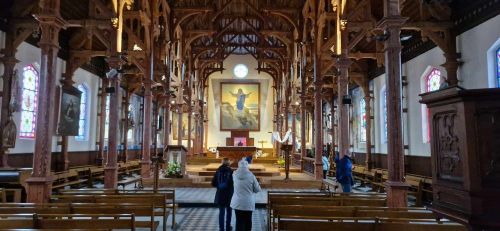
top-left (25, 176), bottom-right (53, 203)
top-left (104, 166), bottom-right (118, 189)
top-left (314, 163), bottom-right (323, 180)
top-left (385, 180), bottom-right (409, 207)
top-left (140, 160), bottom-right (152, 178)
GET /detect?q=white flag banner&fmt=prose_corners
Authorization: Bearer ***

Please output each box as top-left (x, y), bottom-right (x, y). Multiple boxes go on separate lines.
top-left (272, 129), bottom-right (292, 144)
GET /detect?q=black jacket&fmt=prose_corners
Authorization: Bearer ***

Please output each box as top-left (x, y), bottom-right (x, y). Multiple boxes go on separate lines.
top-left (211, 164), bottom-right (234, 206)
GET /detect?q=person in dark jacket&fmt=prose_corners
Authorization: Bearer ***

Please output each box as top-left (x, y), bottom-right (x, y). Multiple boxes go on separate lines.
top-left (335, 150), bottom-right (354, 193)
top-left (212, 158), bottom-right (234, 231)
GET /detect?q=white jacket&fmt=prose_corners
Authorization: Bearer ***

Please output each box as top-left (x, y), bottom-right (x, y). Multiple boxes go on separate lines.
top-left (230, 160), bottom-right (261, 211)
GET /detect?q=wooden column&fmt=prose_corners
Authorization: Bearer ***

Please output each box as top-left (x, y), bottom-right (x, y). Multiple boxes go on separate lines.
top-left (379, 0), bottom-right (408, 207)
top-left (187, 108), bottom-right (192, 155)
top-left (330, 98), bottom-right (336, 155)
top-left (177, 105), bottom-right (183, 146)
top-left (97, 78), bottom-right (108, 165)
top-left (364, 94), bottom-right (373, 170)
top-left (0, 54), bottom-right (18, 167)
top-left (25, 3), bottom-right (66, 202)
top-left (163, 101), bottom-right (171, 159)
top-left (141, 78), bottom-right (153, 178)
top-left (313, 43), bottom-right (323, 180)
top-left (122, 92), bottom-right (130, 162)
top-left (336, 57), bottom-right (350, 159)
top-left (300, 65), bottom-right (307, 171)
top-left (291, 106), bottom-right (297, 151)
top-left (104, 58), bottom-right (121, 189)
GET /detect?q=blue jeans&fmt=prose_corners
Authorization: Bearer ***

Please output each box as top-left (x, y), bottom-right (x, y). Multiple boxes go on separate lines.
top-left (219, 206), bottom-right (232, 231)
top-left (341, 183), bottom-right (352, 193)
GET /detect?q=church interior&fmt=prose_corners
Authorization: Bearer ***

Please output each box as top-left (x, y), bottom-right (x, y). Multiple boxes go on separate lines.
top-left (0, 0), bottom-right (499, 230)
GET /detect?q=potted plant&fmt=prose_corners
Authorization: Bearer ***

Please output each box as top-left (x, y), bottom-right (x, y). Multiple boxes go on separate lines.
top-left (276, 157), bottom-right (285, 168)
top-left (165, 162), bottom-right (183, 178)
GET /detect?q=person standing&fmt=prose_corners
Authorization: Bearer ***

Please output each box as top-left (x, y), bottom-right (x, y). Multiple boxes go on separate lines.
top-left (335, 150), bottom-right (354, 192)
top-left (322, 152), bottom-right (330, 179)
top-left (212, 158), bottom-right (234, 231)
top-left (230, 158), bottom-right (261, 231)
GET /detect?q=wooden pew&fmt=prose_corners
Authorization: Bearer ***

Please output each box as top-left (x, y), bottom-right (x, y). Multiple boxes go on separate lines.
top-left (58, 188), bottom-right (176, 229)
top-left (277, 218), bottom-right (467, 231)
top-left (0, 203), bottom-right (158, 230)
top-left (51, 169), bottom-right (87, 191)
top-left (51, 193), bottom-right (170, 231)
top-left (267, 191), bottom-right (387, 229)
top-left (0, 213), bottom-right (136, 230)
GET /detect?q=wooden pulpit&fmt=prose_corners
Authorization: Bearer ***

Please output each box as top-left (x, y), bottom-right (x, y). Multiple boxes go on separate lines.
top-left (165, 145), bottom-right (187, 177)
top-left (281, 144), bottom-right (293, 180)
top-left (420, 87), bottom-right (500, 230)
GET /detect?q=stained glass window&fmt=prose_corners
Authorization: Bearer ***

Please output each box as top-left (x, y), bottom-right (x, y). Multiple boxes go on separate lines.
top-left (424, 68), bottom-right (442, 142)
top-left (19, 65), bottom-right (40, 138)
top-left (104, 96), bottom-right (110, 140)
top-left (497, 47), bottom-right (500, 87)
top-left (75, 84), bottom-right (88, 141)
top-left (359, 98), bottom-right (367, 142)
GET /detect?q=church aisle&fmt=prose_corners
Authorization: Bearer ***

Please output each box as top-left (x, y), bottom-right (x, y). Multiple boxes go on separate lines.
top-left (172, 208), bottom-right (267, 231)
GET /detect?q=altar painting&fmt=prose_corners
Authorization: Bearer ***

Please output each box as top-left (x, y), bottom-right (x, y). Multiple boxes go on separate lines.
top-left (220, 82), bottom-right (260, 131)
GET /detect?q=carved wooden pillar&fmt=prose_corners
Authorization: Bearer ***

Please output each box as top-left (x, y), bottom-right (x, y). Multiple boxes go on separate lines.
top-left (330, 98), bottom-right (336, 155)
top-left (300, 66), bottom-right (307, 171)
top-left (141, 78), bottom-right (153, 178)
top-left (0, 54), bottom-right (18, 167)
top-left (97, 78), bottom-right (108, 165)
top-left (364, 94), bottom-right (373, 170)
top-left (187, 106), bottom-right (192, 156)
top-left (313, 44), bottom-right (323, 180)
top-left (122, 92), bottom-right (130, 162)
top-left (379, 0), bottom-right (408, 207)
top-left (163, 100), bottom-right (171, 160)
top-left (442, 31), bottom-right (460, 86)
top-left (336, 57), bottom-right (350, 159)
top-left (25, 4), bottom-right (66, 202)
top-left (177, 105), bottom-right (183, 146)
top-left (104, 57), bottom-right (121, 189)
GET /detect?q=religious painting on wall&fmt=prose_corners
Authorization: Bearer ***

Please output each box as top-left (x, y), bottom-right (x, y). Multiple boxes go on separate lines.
top-left (172, 113), bottom-right (194, 140)
top-left (57, 85), bottom-right (82, 136)
top-left (220, 82), bottom-right (260, 131)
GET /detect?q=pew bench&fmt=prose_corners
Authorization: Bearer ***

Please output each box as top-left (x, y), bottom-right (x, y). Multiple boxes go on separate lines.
top-left (58, 188), bottom-right (176, 229)
top-left (0, 213), bottom-right (136, 230)
top-left (51, 193), bottom-right (171, 230)
top-left (0, 203), bottom-right (159, 230)
top-left (117, 176), bottom-right (143, 190)
top-left (319, 178), bottom-right (338, 192)
top-left (277, 218), bottom-right (467, 231)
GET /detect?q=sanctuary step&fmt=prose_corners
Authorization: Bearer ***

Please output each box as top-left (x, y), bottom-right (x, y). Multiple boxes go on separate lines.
top-left (187, 163), bottom-right (281, 178)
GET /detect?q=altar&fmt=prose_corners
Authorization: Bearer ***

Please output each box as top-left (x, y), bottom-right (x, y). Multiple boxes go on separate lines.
top-left (216, 146), bottom-right (257, 165)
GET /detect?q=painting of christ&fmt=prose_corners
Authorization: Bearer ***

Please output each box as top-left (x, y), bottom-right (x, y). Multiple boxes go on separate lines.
top-left (220, 82), bottom-right (260, 131)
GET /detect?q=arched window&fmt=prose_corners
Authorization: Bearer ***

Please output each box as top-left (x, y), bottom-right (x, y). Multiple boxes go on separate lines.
top-left (497, 47), bottom-right (500, 87)
top-left (104, 96), bottom-right (110, 140)
top-left (421, 67), bottom-right (442, 143)
top-left (359, 98), bottom-right (367, 143)
top-left (75, 84), bottom-right (88, 141)
top-left (19, 64), bottom-right (40, 138)
top-left (380, 86), bottom-right (387, 144)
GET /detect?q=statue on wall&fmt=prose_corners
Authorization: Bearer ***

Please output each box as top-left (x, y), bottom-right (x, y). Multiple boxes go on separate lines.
top-left (2, 69), bottom-right (20, 148)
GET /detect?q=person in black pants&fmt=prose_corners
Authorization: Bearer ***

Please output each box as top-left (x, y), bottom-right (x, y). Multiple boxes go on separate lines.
top-left (211, 158), bottom-right (234, 231)
top-left (230, 158), bottom-right (261, 231)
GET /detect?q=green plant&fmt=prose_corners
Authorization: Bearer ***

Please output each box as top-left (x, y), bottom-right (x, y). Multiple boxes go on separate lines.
top-left (166, 162), bottom-right (182, 178)
top-left (276, 157), bottom-right (285, 168)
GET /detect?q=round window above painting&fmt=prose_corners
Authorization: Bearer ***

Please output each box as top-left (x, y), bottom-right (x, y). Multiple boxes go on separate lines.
top-left (233, 64), bottom-right (248, 78)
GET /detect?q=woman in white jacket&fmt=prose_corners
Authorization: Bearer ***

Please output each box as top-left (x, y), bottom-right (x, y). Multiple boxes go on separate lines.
top-left (230, 158), bottom-right (261, 231)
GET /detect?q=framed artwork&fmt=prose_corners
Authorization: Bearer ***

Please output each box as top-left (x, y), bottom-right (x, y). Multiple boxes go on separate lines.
top-left (234, 137), bottom-right (247, 146)
top-left (172, 113), bottom-right (194, 140)
top-left (57, 85), bottom-right (82, 136)
top-left (220, 82), bottom-right (260, 131)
